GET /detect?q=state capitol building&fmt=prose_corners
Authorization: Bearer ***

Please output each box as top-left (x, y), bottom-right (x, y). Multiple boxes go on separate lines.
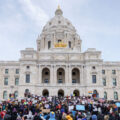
top-left (0, 7), bottom-right (120, 100)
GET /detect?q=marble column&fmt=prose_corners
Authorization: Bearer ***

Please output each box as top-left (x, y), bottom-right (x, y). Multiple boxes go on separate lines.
top-left (50, 65), bottom-right (54, 84)
top-left (68, 65), bottom-right (72, 85)
top-left (39, 65), bottom-right (42, 84)
top-left (53, 65), bottom-right (57, 85)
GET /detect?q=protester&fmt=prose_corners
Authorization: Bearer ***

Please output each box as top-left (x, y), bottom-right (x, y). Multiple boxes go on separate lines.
top-left (0, 94), bottom-right (120, 120)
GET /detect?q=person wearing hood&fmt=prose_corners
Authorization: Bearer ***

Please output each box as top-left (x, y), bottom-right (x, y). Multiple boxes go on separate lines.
top-left (49, 112), bottom-right (56, 120)
top-left (91, 113), bottom-right (97, 120)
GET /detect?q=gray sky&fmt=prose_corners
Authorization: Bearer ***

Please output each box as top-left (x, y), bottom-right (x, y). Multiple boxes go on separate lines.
top-left (0, 0), bottom-right (120, 61)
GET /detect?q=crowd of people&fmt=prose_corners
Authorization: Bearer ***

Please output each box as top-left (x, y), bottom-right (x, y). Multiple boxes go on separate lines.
top-left (0, 94), bottom-right (120, 120)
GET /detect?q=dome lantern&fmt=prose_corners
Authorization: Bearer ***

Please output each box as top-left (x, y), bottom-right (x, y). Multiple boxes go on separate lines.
top-left (55, 5), bottom-right (63, 16)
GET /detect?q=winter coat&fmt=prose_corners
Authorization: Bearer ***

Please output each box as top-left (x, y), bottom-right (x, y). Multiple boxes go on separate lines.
top-left (49, 112), bottom-right (56, 120)
top-left (66, 115), bottom-right (73, 120)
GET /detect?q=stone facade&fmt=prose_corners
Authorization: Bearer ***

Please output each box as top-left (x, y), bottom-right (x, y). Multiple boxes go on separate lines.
top-left (0, 7), bottom-right (120, 100)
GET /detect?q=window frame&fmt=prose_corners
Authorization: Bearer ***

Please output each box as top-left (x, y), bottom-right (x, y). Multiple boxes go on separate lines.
top-left (112, 70), bottom-right (116, 74)
top-left (103, 78), bottom-right (106, 86)
top-left (5, 69), bottom-right (9, 74)
top-left (16, 69), bottom-right (19, 74)
top-left (48, 41), bottom-right (51, 49)
top-left (113, 78), bottom-right (117, 86)
top-left (72, 79), bottom-right (77, 83)
top-left (4, 77), bottom-right (8, 85)
top-left (102, 70), bottom-right (105, 74)
top-left (44, 79), bottom-right (49, 83)
top-left (15, 78), bottom-right (19, 85)
top-left (58, 79), bottom-right (63, 83)
top-left (92, 75), bottom-right (97, 84)
top-left (68, 41), bottom-right (71, 48)
top-left (26, 74), bottom-right (30, 83)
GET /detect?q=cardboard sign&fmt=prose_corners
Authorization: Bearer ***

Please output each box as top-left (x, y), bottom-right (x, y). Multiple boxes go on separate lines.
top-left (76, 105), bottom-right (85, 111)
top-left (42, 109), bottom-right (50, 113)
top-left (69, 106), bottom-right (74, 112)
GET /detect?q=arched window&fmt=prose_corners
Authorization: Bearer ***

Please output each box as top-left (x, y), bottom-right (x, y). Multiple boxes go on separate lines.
top-left (4, 78), bottom-right (8, 85)
top-left (25, 89), bottom-right (29, 94)
top-left (42, 89), bottom-right (49, 97)
top-left (72, 68), bottom-right (80, 83)
top-left (24, 89), bottom-right (30, 97)
top-left (57, 68), bottom-right (65, 83)
top-left (114, 91), bottom-right (118, 100)
top-left (48, 41), bottom-right (51, 49)
top-left (42, 68), bottom-right (50, 83)
top-left (3, 91), bottom-right (7, 99)
top-left (104, 92), bottom-right (107, 99)
top-left (14, 91), bottom-right (18, 99)
top-left (73, 90), bottom-right (80, 96)
top-left (58, 89), bottom-right (64, 97)
top-left (93, 90), bottom-right (99, 98)
top-left (69, 41), bottom-right (71, 48)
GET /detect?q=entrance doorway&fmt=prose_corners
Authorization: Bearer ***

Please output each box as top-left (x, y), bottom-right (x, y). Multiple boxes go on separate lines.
top-left (93, 90), bottom-right (99, 98)
top-left (42, 89), bottom-right (49, 97)
top-left (58, 89), bottom-right (64, 97)
top-left (73, 90), bottom-right (80, 96)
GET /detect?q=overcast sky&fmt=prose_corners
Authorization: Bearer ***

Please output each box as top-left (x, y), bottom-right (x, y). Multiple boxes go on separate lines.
top-left (0, 0), bottom-right (120, 61)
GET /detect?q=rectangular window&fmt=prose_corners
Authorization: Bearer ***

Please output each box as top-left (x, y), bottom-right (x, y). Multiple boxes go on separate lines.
top-left (16, 69), bottom-right (19, 74)
top-left (5, 69), bottom-right (9, 74)
top-left (103, 78), bottom-right (106, 86)
top-left (4, 78), bottom-right (8, 85)
top-left (102, 70), bottom-right (105, 74)
top-left (58, 40), bottom-right (62, 43)
top-left (15, 78), bottom-right (19, 85)
top-left (26, 74), bottom-right (30, 83)
top-left (113, 78), bottom-right (117, 86)
top-left (72, 79), bottom-right (76, 83)
top-left (92, 75), bottom-right (96, 83)
top-left (112, 70), bottom-right (116, 74)
top-left (58, 79), bottom-right (63, 83)
top-left (69, 41), bottom-right (71, 48)
top-left (48, 41), bottom-right (51, 49)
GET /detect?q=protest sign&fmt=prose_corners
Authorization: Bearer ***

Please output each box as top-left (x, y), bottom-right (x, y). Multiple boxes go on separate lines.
top-left (76, 105), bottom-right (85, 111)
top-left (42, 109), bottom-right (50, 113)
top-left (69, 106), bottom-right (74, 112)
top-left (116, 102), bottom-right (120, 107)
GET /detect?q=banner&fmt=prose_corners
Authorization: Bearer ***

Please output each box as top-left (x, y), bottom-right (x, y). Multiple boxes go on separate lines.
top-left (76, 105), bottom-right (85, 111)
top-left (88, 91), bottom-right (93, 94)
top-left (116, 102), bottom-right (120, 107)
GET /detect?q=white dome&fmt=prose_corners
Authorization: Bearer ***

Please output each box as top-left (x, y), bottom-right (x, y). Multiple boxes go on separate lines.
top-left (37, 7), bottom-right (82, 53)
top-left (42, 7), bottom-right (76, 33)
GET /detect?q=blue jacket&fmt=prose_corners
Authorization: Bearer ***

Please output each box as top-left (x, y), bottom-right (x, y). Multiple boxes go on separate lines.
top-left (49, 112), bottom-right (56, 120)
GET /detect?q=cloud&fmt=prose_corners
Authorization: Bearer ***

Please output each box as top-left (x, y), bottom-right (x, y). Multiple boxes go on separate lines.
top-left (18, 0), bottom-right (49, 27)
